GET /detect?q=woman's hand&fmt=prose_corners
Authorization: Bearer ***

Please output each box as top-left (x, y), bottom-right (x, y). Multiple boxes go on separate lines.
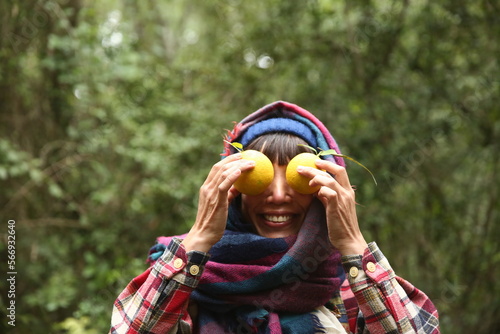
top-left (298, 159), bottom-right (368, 256)
top-left (182, 154), bottom-right (255, 253)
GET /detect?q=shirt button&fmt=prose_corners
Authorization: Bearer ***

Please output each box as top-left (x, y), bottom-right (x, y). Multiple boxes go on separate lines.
top-left (349, 266), bottom-right (359, 278)
top-left (173, 258), bottom-right (184, 269)
top-left (189, 265), bottom-right (200, 276)
top-left (367, 262), bottom-right (376, 272)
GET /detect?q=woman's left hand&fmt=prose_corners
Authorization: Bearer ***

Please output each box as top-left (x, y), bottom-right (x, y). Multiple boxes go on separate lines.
top-left (298, 159), bottom-right (368, 256)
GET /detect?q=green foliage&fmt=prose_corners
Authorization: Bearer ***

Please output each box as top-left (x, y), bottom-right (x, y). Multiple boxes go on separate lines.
top-left (1, 0), bottom-right (499, 333)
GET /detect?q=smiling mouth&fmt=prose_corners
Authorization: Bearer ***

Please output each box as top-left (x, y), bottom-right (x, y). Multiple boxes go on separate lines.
top-left (263, 215), bottom-right (293, 224)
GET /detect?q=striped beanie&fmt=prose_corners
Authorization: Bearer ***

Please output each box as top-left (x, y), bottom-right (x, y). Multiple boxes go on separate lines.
top-left (223, 101), bottom-right (345, 167)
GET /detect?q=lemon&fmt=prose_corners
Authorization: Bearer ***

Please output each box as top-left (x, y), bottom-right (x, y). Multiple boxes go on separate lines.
top-left (286, 152), bottom-right (323, 194)
top-left (234, 150), bottom-right (274, 195)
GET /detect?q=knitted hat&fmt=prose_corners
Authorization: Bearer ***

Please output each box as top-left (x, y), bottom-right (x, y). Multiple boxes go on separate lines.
top-left (223, 101), bottom-right (345, 167)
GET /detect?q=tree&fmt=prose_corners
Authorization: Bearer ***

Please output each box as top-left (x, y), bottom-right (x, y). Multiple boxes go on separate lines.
top-left (1, 0), bottom-right (499, 332)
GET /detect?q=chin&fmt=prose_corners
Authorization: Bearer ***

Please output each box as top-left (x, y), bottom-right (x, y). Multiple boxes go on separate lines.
top-left (257, 228), bottom-right (299, 239)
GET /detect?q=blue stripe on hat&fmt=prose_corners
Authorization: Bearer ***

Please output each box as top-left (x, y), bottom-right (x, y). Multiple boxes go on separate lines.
top-left (239, 118), bottom-right (317, 148)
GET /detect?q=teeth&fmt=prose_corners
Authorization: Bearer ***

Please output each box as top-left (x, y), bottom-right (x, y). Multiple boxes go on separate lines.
top-left (264, 215), bottom-right (291, 223)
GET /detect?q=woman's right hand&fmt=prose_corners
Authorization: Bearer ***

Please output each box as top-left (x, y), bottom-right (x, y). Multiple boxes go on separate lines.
top-left (181, 153), bottom-right (255, 253)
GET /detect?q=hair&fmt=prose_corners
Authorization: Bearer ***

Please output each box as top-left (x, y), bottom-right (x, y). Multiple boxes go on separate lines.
top-left (244, 133), bottom-right (312, 165)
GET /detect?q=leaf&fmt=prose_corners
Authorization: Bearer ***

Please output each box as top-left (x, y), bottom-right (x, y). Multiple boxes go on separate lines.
top-left (320, 150), bottom-right (377, 185)
top-left (48, 182), bottom-right (64, 198)
top-left (225, 140), bottom-right (243, 152)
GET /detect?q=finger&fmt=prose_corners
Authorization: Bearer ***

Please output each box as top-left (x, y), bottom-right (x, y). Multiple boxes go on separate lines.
top-left (298, 165), bottom-right (339, 189)
top-left (218, 166), bottom-right (243, 193)
top-left (216, 159), bottom-right (256, 193)
top-left (310, 172), bottom-right (336, 188)
top-left (217, 154), bottom-right (256, 176)
top-left (299, 165), bottom-right (351, 199)
top-left (227, 186), bottom-right (241, 203)
top-left (316, 185), bottom-right (338, 206)
top-left (206, 154), bottom-right (244, 185)
top-left (211, 154), bottom-right (242, 176)
top-left (315, 160), bottom-right (352, 190)
top-left (212, 153), bottom-right (242, 169)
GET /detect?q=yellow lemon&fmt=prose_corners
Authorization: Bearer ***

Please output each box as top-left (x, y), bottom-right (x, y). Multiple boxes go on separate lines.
top-left (286, 153), bottom-right (323, 194)
top-left (234, 150), bottom-right (274, 195)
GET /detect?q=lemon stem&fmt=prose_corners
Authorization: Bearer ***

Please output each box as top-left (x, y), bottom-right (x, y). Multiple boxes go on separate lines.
top-left (297, 144), bottom-right (319, 155)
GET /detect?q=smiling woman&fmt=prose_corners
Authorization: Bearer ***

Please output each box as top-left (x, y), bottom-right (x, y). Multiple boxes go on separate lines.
top-left (241, 162), bottom-right (314, 238)
top-left (110, 101), bottom-right (440, 334)
top-left (240, 133), bottom-right (315, 238)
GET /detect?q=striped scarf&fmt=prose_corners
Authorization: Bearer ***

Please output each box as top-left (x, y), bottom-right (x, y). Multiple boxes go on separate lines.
top-left (150, 200), bottom-right (343, 334)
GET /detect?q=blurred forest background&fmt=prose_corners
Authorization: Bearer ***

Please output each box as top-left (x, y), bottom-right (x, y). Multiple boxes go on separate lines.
top-left (1, 0), bottom-right (499, 333)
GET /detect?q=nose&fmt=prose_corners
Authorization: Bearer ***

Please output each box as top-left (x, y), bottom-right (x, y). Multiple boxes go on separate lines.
top-left (265, 165), bottom-right (292, 204)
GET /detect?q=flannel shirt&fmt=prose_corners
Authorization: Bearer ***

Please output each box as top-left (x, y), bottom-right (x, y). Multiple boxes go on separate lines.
top-left (110, 239), bottom-right (439, 334)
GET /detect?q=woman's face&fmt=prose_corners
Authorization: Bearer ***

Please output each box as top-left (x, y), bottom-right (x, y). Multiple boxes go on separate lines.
top-left (241, 163), bottom-right (314, 238)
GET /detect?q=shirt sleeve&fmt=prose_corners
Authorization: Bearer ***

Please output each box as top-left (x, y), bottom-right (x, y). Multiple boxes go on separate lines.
top-left (109, 238), bottom-right (210, 334)
top-left (340, 242), bottom-right (440, 334)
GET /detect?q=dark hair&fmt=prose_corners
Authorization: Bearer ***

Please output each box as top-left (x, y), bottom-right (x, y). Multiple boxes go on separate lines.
top-left (245, 133), bottom-right (312, 165)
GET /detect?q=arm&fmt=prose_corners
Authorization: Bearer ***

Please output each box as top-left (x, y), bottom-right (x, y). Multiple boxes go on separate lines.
top-left (300, 160), bottom-right (439, 333)
top-left (110, 238), bottom-right (209, 334)
top-left (341, 243), bottom-right (439, 334)
top-left (110, 154), bottom-right (252, 333)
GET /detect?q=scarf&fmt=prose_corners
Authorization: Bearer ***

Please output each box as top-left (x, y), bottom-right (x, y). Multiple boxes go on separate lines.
top-left (149, 200), bottom-right (344, 334)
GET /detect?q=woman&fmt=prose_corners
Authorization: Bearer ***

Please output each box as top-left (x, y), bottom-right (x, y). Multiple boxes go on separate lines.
top-left (110, 101), bottom-right (439, 333)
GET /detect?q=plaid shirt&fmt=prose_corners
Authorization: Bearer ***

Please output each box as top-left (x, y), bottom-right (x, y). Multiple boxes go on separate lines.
top-left (110, 239), bottom-right (439, 334)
